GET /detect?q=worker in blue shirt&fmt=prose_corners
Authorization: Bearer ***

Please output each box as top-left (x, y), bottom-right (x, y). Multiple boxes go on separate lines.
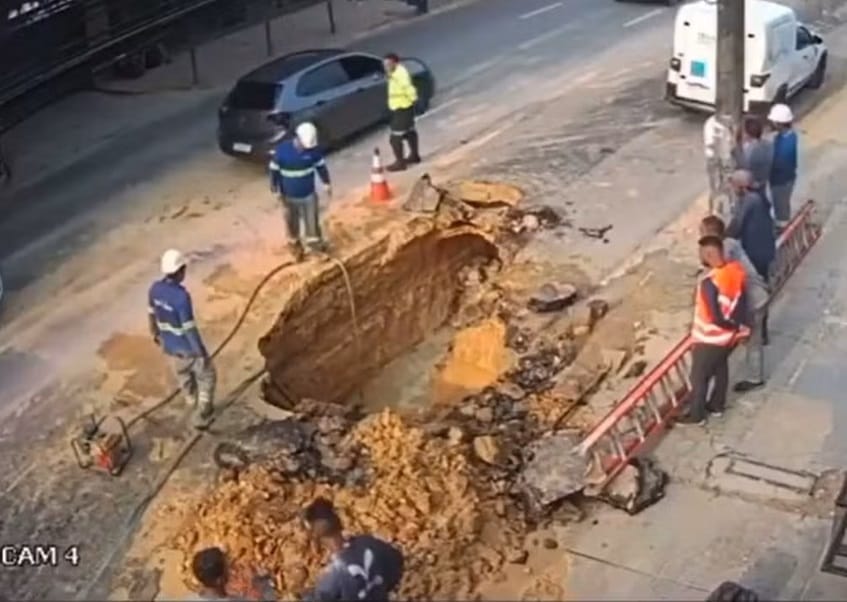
top-left (148, 249), bottom-right (215, 430)
top-left (269, 122), bottom-right (331, 260)
top-left (301, 498), bottom-right (404, 602)
top-left (768, 104), bottom-right (798, 231)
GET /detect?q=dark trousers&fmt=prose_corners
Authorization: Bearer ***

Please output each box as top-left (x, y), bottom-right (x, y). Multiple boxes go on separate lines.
top-left (687, 342), bottom-right (731, 420)
top-left (388, 106), bottom-right (419, 164)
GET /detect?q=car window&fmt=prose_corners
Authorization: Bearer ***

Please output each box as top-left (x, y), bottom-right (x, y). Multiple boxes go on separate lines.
top-left (229, 81), bottom-right (281, 110)
top-left (340, 55), bottom-right (384, 81)
top-left (296, 61), bottom-right (351, 96)
top-left (796, 26), bottom-right (813, 49)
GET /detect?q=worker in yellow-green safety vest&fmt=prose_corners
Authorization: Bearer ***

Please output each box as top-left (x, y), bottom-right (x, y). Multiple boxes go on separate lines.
top-left (383, 53), bottom-right (420, 172)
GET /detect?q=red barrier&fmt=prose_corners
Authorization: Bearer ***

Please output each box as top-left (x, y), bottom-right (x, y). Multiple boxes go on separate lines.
top-left (577, 200), bottom-right (822, 490)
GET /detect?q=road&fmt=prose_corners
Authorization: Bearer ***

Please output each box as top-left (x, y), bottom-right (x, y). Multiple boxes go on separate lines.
top-left (0, 0), bottom-right (844, 598)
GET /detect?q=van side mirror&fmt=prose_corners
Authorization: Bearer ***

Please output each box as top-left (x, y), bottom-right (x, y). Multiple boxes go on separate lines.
top-left (813, 34), bottom-right (823, 44)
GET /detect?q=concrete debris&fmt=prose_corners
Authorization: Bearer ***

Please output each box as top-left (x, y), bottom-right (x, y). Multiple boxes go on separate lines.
top-left (599, 457), bottom-right (668, 515)
top-left (453, 180), bottom-right (524, 208)
top-left (505, 324), bottom-right (533, 353)
top-left (517, 431), bottom-right (587, 513)
top-left (623, 359), bottom-right (648, 379)
top-left (542, 538), bottom-right (559, 550)
top-left (528, 282), bottom-right (578, 313)
top-left (507, 339), bottom-right (577, 394)
top-left (507, 549), bottom-right (530, 565)
top-left (404, 174), bottom-right (444, 213)
top-left (447, 426), bottom-right (465, 446)
top-left (506, 205), bottom-right (564, 234)
top-left (473, 435), bottom-right (502, 465)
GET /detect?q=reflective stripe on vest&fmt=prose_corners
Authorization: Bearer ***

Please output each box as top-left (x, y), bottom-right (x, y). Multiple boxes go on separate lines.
top-left (279, 167), bottom-right (315, 178)
top-left (691, 261), bottom-right (745, 346)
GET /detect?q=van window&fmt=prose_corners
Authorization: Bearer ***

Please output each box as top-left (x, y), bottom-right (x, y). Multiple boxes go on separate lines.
top-left (765, 23), bottom-right (793, 69)
top-left (229, 81), bottom-right (280, 110)
top-left (796, 26), bottom-right (813, 49)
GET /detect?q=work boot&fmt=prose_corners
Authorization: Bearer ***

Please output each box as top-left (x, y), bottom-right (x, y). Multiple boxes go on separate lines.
top-left (386, 161), bottom-right (407, 172)
top-left (306, 238), bottom-right (329, 254)
top-left (288, 240), bottom-right (305, 262)
top-left (675, 413), bottom-right (706, 427)
top-left (388, 136), bottom-right (406, 172)
top-left (405, 131), bottom-right (421, 164)
top-left (733, 380), bottom-right (764, 393)
top-left (192, 404), bottom-right (214, 430)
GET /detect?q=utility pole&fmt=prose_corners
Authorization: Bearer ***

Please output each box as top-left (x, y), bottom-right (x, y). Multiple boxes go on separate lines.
top-left (713, 0), bottom-right (745, 217)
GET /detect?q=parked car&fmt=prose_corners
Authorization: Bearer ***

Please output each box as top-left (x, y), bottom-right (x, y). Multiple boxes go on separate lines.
top-left (218, 49), bottom-right (435, 160)
top-left (666, 0), bottom-right (827, 114)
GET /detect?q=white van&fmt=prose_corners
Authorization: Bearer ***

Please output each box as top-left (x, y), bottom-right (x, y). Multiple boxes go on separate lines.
top-left (665, 0), bottom-right (827, 114)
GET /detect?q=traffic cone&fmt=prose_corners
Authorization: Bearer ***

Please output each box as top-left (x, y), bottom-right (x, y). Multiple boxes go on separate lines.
top-left (370, 148), bottom-right (392, 203)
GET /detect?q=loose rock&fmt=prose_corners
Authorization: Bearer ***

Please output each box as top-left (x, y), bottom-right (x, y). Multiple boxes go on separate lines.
top-left (507, 549), bottom-right (530, 564)
top-left (473, 435), bottom-right (501, 465)
top-left (542, 538), bottom-right (559, 550)
top-left (528, 283), bottom-right (578, 313)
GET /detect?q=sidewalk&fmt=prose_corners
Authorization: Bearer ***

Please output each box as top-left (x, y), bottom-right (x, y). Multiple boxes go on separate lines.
top-left (0, 0), bottom-right (466, 202)
top-left (559, 26), bottom-right (847, 601)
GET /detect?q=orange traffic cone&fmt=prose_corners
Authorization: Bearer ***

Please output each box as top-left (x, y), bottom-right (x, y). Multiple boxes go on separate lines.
top-left (370, 148), bottom-right (392, 203)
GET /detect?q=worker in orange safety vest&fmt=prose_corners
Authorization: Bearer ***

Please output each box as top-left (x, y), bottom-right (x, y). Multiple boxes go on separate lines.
top-left (677, 235), bottom-right (750, 426)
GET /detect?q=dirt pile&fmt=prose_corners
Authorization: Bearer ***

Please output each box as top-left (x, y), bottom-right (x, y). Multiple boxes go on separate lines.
top-left (173, 409), bottom-right (520, 600)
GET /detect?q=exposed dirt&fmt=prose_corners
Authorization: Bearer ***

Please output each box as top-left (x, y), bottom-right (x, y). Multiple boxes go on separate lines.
top-left (97, 333), bottom-right (171, 400)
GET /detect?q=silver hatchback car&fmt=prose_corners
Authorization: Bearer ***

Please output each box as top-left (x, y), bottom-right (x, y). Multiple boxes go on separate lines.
top-left (217, 48), bottom-right (435, 160)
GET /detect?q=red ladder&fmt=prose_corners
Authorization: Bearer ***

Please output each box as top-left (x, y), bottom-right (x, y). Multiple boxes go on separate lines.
top-left (577, 200), bottom-right (822, 490)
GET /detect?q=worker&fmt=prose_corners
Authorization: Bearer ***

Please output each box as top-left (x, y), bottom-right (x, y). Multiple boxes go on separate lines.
top-left (269, 122), bottom-right (331, 259)
top-left (700, 216), bottom-right (769, 393)
top-left (733, 116), bottom-right (773, 194)
top-left (189, 547), bottom-right (241, 601)
top-left (301, 497), bottom-right (404, 601)
top-left (726, 170), bottom-right (776, 282)
top-left (383, 52), bottom-right (420, 172)
top-left (677, 235), bottom-right (749, 426)
top-left (703, 113), bottom-right (729, 209)
top-left (148, 249), bottom-right (215, 430)
top-left (768, 103), bottom-right (798, 231)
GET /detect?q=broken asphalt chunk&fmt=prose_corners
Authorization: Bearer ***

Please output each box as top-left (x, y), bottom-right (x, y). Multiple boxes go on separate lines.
top-left (598, 457), bottom-right (668, 515)
top-left (528, 282), bottom-right (578, 313)
top-left (517, 431), bottom-right (588, 513)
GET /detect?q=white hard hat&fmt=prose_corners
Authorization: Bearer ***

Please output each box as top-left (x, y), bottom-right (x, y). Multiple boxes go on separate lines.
top-left (295, 122), bottom-right (319, 149)
top-left (768, 103), bottom-right (793, 124)
top-left (161, 249), bottom-right (186, 275)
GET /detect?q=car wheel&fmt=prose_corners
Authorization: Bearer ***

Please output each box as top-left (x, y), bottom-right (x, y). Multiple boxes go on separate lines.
top-left (807, 53), bottom-right (827, 90)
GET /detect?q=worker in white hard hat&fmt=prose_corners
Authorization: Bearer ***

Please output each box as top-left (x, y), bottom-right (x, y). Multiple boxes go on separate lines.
top-left (767, 103), bottom-right (797, 230)
top-left (269, 121), bottom-right (332, 260)
top-left (148, 249), bottom-right (215, 429)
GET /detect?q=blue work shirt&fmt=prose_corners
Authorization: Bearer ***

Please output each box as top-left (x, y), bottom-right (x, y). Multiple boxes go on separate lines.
top-left (304, 535), bottom-right (404, 602)
top-left (770, 129), bottom-right (798, 186)
top-left (269, 140), bottom-right (330, 200)
top-left (148, 278), bottom-right (208, 358)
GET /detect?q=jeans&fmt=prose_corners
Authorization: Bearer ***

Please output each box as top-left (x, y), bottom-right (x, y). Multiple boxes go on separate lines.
top-left (744, 308), bottom-right (766, 383)
top-left (170, 355), bottom-right (216, 426)
top-left (687, 342), bottom-right (731, 420)
top-left (770, 180), bottom-right (795, 225)
top-left (282, 193), bottom-right (322, 245)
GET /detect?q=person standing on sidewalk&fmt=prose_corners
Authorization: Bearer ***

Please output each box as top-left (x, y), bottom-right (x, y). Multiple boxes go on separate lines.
top-left (269, 122), bottom-right (331, 259)
top-left (726, 170), bottom-right (776, 282)
top-left (700, 215), bottom-right (770, 393)
top-left (734, 116), bottom-right (773, 194)
top-left (148, 249), bottom-right (215, 430)
top-left (768, 104), bottom-right (798, 231)
top-left (703, 113), bottom-right (730, 211)
top-left (383, 53), bottom-right (420, 172)
top-left (677, 236), bottom-right (749, 426)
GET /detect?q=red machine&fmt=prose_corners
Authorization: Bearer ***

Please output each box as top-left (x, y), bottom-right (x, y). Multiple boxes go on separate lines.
top-left (71, 414), bottom-right (133, 476)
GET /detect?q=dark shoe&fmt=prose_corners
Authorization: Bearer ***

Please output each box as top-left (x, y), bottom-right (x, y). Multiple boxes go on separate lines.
top-left (733, 380), bottom-right (764, 393)
top-left (706, 407), bottom-right (725, 418)
top-left (676, 414), bottom-right (706, 426)
top-left (406, 154), bottom-right (422, 165)
top-left (386, 161), bottom-right (407, 172)
top-left (288, 241), bottom-right (305, 262)
top-left (306, 239), bottom-right (329, 254)
top-left (192, 405), bottom-right (214, 430)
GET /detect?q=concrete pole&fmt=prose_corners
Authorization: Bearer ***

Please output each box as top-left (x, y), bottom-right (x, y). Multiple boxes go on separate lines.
top-left (714, 0), bottom-right (745, 217)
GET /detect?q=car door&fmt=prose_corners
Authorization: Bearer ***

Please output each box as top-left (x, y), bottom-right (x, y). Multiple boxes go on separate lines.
top-left (339, 54), bottom-right (388, 129)
top-left (792, 25), bottom-right (817, 91)
top-left (294, 59), bottom-right (356, 144)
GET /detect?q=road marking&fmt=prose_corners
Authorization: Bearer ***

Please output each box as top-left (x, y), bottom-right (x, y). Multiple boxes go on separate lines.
top-left (419, 97), bottom-right (461, 120)
top-left (518, 21), bottom-right (578, 51)
top-left (622, 8), bottom-right (663, 28)
top-left (519, 1), bottom-right (563, 20)
top-left (462, 57), bottom-right (501, 80)
top-left (787, 357), bottom-right (808, 389)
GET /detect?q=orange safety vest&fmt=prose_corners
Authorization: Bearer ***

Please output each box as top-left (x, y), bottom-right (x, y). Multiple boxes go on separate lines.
top-left (691, 260), bottom-right (747, 346)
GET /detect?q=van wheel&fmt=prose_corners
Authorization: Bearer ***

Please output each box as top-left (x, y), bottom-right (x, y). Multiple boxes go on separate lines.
top-left (774, 85), bottom-right (788, 105)
top-left (808, 54), bottom-right (827, 90)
